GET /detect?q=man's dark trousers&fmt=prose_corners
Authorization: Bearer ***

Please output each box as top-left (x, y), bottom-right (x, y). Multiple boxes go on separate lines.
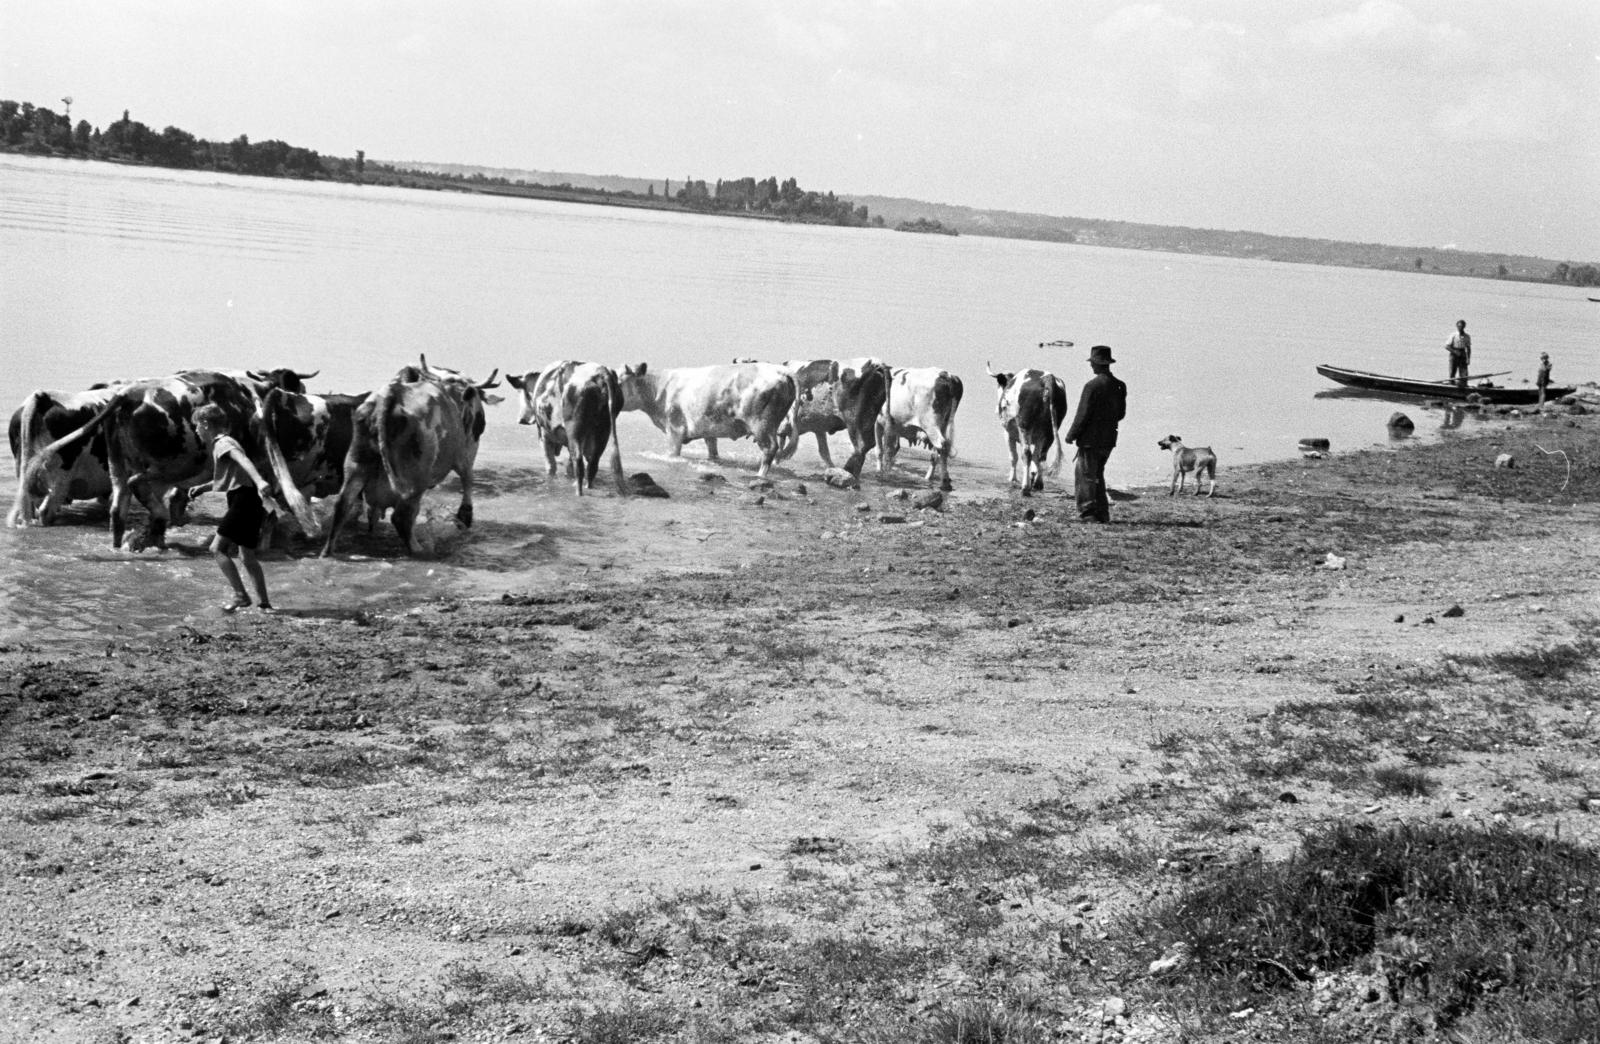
top-left (1075, 447), bottom-right (1112, 522)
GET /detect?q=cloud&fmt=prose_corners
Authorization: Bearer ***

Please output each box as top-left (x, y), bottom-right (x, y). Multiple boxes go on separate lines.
top-left (1289, 0), bottom-right (1469, 55)
top-left (1433, 70), bottom-right (1575, 142)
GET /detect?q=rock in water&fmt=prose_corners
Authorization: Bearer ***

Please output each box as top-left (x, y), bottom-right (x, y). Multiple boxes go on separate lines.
top-left (1387, 412), bottom-right (1414, 434)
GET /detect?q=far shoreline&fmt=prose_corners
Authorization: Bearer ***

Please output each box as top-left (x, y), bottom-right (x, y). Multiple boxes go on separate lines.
top-left (3, 147), bottom-right (1593, 287)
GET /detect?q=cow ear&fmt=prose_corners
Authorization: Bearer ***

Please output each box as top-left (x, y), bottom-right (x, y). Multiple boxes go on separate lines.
top-left (505, 372), bottom-right (525, 390)
top-left (637, 362), bottom-right (648, 376)
top-left (482, 393), bottom-right (505, 405)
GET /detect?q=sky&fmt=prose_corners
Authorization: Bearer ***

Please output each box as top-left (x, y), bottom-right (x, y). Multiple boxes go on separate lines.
top-left (3, 0), bottom-right (1597, 260)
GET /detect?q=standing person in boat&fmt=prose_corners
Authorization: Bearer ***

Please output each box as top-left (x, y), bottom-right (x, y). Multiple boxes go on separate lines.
top-left (1445, 319), bottom-right (1472, 390)
top-left (1536, 352), bottom-right (1553, 406)
top-left (1063, 344), bottom-right (1127, 524)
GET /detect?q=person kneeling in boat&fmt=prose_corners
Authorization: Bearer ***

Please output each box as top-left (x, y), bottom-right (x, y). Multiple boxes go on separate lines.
top-left (1445, 319), bottom-right (1471, 390)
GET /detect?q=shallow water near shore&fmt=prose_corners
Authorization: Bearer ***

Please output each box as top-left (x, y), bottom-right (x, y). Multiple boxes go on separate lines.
top-left (2, 153), bottom-right (1593, 645)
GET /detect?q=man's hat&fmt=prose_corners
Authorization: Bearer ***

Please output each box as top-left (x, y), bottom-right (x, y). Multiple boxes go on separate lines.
top-left (1088, 345), bottom-right (1116, 365)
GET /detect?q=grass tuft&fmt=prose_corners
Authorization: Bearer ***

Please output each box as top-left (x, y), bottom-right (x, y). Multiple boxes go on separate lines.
top-left (1117, 822), bottom-right (1600, 1038)
top-left (864, 997), bottom-right (1053, 1043)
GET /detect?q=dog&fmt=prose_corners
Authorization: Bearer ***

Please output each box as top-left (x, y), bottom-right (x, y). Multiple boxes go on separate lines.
top-left (1157, 435), bottom-right (1217, 497)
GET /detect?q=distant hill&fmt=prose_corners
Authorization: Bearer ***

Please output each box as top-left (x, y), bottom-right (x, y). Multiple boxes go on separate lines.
top-left (377, 160), bottom-right (1590, 283)
top-left (842, 194), bottom-right (1569, 282)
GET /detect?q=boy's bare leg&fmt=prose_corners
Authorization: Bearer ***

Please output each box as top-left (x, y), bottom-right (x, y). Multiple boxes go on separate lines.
top-left (212, 537), bottom-right (252, 610)
top-left (238, 549), bottom-right (272, 609)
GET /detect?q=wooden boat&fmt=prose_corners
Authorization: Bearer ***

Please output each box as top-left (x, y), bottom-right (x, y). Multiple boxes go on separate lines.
top-left (1316, 364), bottom-right (1573, 405)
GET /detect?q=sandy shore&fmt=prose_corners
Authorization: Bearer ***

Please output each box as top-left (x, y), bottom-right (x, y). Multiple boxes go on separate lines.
top-left (3, 408), bottom-right (1599, 1043)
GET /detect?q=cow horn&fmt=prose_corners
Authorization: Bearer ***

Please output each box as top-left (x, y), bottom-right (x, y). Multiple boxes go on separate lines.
top-left (246, 369), bottom-right (266, 381)
top-left (477, 369), bottom-right (500, 389)
top-left (295, 369), bottom-right (320, 380)
top-left (418, 353), bottom-right (432, 374)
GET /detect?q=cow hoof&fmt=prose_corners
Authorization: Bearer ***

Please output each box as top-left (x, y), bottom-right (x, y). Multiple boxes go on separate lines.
top-left (940, 480), bottom-right (954, 493)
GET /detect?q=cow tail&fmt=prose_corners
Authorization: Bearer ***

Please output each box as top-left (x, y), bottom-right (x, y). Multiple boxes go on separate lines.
top-left (1047, 379), bottom-right (1067, 477)
top-left (259, 388), bottom-right (321, 537)
top-left (7, 392), bottom-right (51, 524)
top-left (781, 373), bottom-right (801, 459)
top-left (876, 366), bottom-right (895, 466)
top-left (943, 374), bottom-right (961, 459)
top-left (375, 380), bottom-right (411, 499)
top-left (15, 392), bottom-right (122, 518)
top-left (607, 371), bottom-right (627, 496)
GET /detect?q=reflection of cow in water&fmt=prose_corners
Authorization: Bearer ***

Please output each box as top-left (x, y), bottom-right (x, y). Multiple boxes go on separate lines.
top-left (320, 357), bottom-right (501, 557)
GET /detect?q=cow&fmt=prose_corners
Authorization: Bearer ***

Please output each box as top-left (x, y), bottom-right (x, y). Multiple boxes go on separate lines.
top-left (774, 357), bottom-right (891, 477)
top-left (986, 363), bottom-right (1068, 495)
top-left (17, 370), bottom-right (293, 550)
top-left (877, 367), bottom-right (965, 492)
top-left (8, 384), bottom-right (121, 526)
top-left (320, 356), bottom-right (501, 557)
top-left (256, 385), bottom-right (371, 531)
top-left (242, 369), bottom-right (320, 396)
top-left (505, 362), bottom-right (581, 477)
top-left (617, 362), bottom-right (798, 478)
top-left (559, 363), bottom-right (626, 496)
top-left (10, 368), bottom-right (323, 533)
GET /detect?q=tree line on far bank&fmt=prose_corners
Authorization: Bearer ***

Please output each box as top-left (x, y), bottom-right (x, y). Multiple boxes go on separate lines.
top-left (0, 100), bottom-right (875, 228)
top-left (3, 98), bottom-right (1592, 282)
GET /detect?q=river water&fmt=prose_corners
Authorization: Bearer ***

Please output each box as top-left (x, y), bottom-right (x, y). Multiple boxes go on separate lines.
top-left (2, 153), bottom-right (1593, 646)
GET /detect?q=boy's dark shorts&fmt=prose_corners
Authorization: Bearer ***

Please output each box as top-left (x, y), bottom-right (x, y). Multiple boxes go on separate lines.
top-left (217, 487), bottom-right (267, 547)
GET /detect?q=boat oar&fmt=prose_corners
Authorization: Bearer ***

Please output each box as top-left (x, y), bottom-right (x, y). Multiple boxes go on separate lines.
top-left (1422, 370), bottom-right (1513, 384)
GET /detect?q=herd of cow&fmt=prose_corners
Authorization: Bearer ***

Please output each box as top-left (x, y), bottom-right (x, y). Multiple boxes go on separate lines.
top-left (7, 354), bottom-right (1076, 557)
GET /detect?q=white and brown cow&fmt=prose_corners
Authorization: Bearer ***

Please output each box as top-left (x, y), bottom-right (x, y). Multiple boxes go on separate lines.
top-left (986, 363), bottom-right (1068, 495)
top-left (505, 361), bottom-right (581, 477)
top-left (618, 362), bottom-right (798, 478)
top-left (320, 357), bottom-right (501, 557)
top-left (8, 384), bottom-right (121, 526)
top-left (877, 367), bottom-right (964, 491)
top-left (776, 357), bottom-right (891, 477)
top-left (560, 362), bottom-right (626, 496)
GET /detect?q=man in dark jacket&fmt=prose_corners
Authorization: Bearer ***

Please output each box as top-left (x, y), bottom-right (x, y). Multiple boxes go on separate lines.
top-left (1063, 344), bottom-right (1127, 523)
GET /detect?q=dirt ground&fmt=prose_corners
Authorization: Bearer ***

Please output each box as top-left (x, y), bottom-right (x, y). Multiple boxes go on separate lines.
top-left (4, 407), bottom-right (1600, 1044)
